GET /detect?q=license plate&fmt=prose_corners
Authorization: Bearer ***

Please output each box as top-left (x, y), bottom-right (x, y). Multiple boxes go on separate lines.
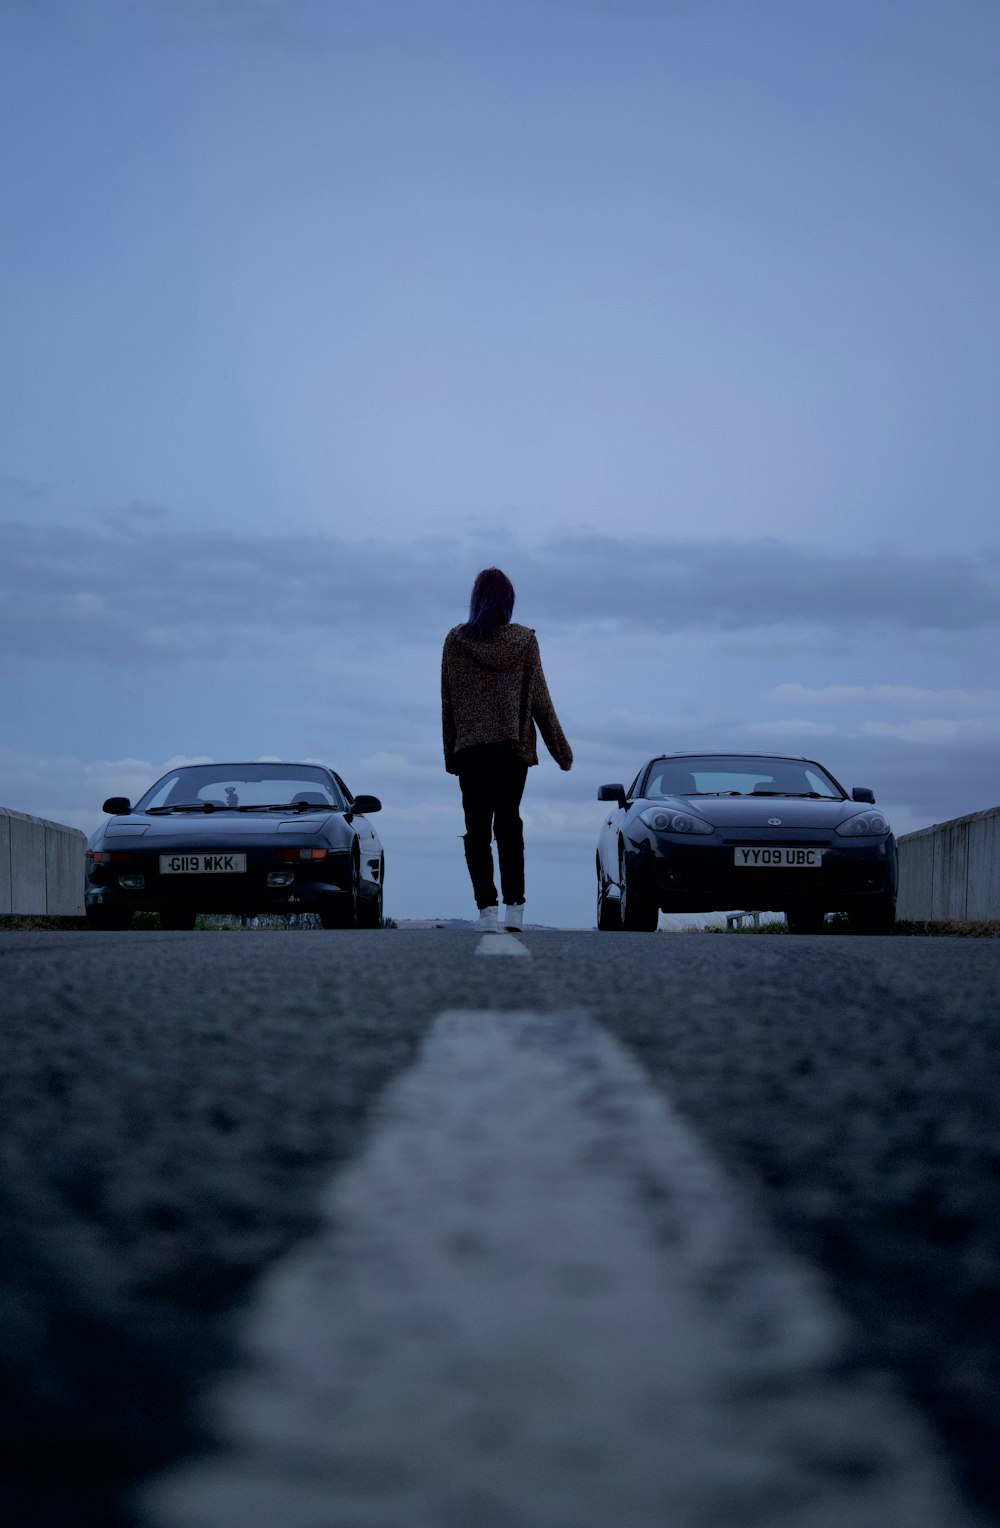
top-left (159, 853), bottom-right (247, 874)
top-left (734, 847), bottom-right (822, 868)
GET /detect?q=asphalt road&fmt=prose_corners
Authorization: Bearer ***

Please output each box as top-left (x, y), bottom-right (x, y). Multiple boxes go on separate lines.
top-left (0, 928), bottom-right (997, 1526)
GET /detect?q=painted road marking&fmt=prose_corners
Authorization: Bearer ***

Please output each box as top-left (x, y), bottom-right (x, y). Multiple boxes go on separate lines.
top-left (144, 1009), bottom-right (975, 1528)
top-left (476, 933), bottom-right (531, 956)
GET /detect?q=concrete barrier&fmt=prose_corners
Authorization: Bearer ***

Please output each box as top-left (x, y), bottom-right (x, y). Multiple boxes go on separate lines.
top-left (896, 806), bottom-right (1000, 922)
top-left (0, 808), bottom-right (87, 917)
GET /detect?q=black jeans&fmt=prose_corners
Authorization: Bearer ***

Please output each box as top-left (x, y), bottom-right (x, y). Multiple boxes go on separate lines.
top-left (456, 743), bottom-right (529, 909)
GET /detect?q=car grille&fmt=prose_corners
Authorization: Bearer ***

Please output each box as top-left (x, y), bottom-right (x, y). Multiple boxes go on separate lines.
top-left (723, 837), bottom-right (833, 847)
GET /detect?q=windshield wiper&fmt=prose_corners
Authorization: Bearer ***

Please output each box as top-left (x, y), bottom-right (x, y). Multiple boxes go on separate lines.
top-left (788, 791), bottom-right (837, 798)
top-left (677, 789), bottom-right (840, 800)
top-left (147, 802), bottom-right (237, 814)
top-left (755, 792), bottom-right (838, 799)
top-left (238, 802), bottom-right (334, 813)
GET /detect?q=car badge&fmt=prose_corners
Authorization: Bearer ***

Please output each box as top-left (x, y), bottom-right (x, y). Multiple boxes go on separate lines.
top-left (768, 817), bottom-right (782, 825)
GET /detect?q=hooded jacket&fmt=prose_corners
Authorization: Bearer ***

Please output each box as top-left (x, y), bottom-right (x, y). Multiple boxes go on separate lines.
top-left (441, 622), bottom-right (573, 775)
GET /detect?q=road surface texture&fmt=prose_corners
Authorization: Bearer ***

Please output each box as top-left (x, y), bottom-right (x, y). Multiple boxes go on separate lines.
top-left (0, 928), bottom-right (997, 1527)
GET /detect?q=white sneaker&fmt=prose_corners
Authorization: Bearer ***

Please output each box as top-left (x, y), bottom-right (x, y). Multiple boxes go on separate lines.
top-left (503, 903), bottom-right (524, 931)
top-left (476, 905), bottom-right (500, 933)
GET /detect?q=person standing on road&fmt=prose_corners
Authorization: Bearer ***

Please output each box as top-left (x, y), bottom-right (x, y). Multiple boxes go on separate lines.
top-left (442, 567), bottom-right (573, 932)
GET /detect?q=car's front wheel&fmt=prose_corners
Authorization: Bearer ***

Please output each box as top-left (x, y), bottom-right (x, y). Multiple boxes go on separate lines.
top-left (597, 857), bottom-right (620, 931)
top-left (358, 858), bottom-right (385, 928)
top-left (320, 851), bottom-right (360, 929)
top-left (847, 892), bottom-right (896, 935)
top-left (620, 847), bottom-right (658, 932)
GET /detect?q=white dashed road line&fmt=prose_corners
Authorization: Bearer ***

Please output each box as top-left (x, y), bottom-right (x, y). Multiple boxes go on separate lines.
top-left (143, 1009), bottom-right (977, 1528)
top-left (476, 934), bottom-right (531, 956)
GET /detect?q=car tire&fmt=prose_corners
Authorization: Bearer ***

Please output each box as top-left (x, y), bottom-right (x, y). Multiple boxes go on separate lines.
top-left (620, 847), bottom-right (658, 932)
top-left (597, 858), bottom-right (621, 931)
top-left (85, 904), bottom-right (133, 931)
top-left (848, 893), bottom-right (896, 935)
top-left (320, 849), bottom-right (360, 929)
top-left (784, 907), bottom-right (825, 935)
top-left (358, 858), bottom-right (385, 928)
top-left (158, 909), bottom-right (196, 931)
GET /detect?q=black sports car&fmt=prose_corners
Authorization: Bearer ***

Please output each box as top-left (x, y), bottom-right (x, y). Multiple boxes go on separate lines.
top-left (596, 752), bottom-right (897, 934)
top-left (85, 761), bottom-right (384, 930)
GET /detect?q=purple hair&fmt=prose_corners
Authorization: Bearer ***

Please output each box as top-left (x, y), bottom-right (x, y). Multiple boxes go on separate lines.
top-left (462, 567), bottom-right (515, 641)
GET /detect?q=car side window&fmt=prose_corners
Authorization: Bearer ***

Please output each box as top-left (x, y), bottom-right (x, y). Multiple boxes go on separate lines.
top-left (330, 773), bottom-right (352, 808)
top-left (142, 774), bottom-right (182, 809)
top-left (804, 766), bottom-right (841, 796)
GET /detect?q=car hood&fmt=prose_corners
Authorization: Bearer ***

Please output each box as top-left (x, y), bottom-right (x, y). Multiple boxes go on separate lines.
top-left (644, 796), bottom-right (872, 831)
top-left (91, 812), bottom-right (338, 846)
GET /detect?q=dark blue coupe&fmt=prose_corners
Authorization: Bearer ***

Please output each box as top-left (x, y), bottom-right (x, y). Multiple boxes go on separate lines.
top-left (596, 752), bottom-right (897, 934)
top-left (86, 761), bottom-right (384, 930)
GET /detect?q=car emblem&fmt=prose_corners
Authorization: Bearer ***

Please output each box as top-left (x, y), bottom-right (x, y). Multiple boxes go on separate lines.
top-left (768, 817), bottom-right (782, 825)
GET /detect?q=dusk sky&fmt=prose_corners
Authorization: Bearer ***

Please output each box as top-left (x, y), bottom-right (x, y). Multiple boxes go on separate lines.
top-left (2, 0), bottom-right (998, 927)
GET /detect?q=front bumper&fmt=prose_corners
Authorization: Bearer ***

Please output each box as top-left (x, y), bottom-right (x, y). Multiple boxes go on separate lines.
top-left (85, 848), bottom-right (353, 914)
top-left (627, 830), bottom-right (897, 914)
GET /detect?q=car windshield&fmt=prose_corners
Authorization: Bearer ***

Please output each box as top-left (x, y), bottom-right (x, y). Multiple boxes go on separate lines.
top-left (135, 764), bottom-right (346, 812)
top-left (643, 755), bottom-right (843, 800)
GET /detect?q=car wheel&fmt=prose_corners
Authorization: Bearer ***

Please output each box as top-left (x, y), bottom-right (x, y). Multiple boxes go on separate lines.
top-left (85, 904), bottom-right (133, 931)
top-left (158, 909), bottom-right (196, 931)
top-left (784, 907), bottom-right (825, 935)
top-left (597, 857), bottom-right (620, 931)
top-left (358, 858), bottom-right (385, 928)
top-left (620, 847), bottom-right (658, 932)
top-left (320, 849), bottom-right (360, 929)
top-left (848, 892), bottom-right (896, 935)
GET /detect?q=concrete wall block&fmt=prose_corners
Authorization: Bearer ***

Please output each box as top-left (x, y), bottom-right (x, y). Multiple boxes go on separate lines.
top-left (44, 822), bottom-right (86, 916)
top-left (932, 821), bottom-right (969, 920)
top-left (896, 831), bottom-right (935, 921)
top-left (1, 807), bottom-right (87, 917)
top-left (9, 814), bottom-right (47, 915)
top-left (0, 813), bottom-right (11, 915)
top-left (897, 805), bottom-right (1000, 922)
top-left (965, 811), bottom-right (1000, 921)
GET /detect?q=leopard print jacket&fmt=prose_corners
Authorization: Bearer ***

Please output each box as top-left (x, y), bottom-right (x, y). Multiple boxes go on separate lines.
top-left (441, 622), bottom-right (573, 775)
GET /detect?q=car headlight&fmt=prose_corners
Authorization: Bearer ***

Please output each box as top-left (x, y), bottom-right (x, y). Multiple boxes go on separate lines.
top-left (837, 811), bottom-right (890, 837)
top-left (638, 806), bottom-right (714, 835)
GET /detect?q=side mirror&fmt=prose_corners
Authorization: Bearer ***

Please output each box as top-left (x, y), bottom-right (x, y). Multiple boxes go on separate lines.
top-left (349, 794), bottom-right (382, 815)
top-left (102, 796), bottom-right (132, 815)
top-left (851, 787), bottom-right (876, 804)
top-left (598, 784), bottom-right (627, 809)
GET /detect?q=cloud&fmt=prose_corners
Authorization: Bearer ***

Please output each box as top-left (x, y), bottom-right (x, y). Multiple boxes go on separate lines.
top-left (859, 717), bottom-right (998, 745)
top-left (3, 518), bottom-right (999, 668)
top-left (0, 473), bottom-right (46, 503)
top-left (144, 0), bottom-right (375, 54)
top-left (773, 683), bottom-right (1000, 713)
top-left (0, 749), bottom-right (213, 836)
top-left (519, 535), bottom-right (1000, 633)
top-left (100, 500), bottom-right (171, 537)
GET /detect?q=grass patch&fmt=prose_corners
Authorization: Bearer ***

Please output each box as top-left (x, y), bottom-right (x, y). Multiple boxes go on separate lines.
top-left (894, 919), bottom-right (1000, 938)
top-left (0, 915), bottom-right (88, 931)
top-left (709, 914), bottom-right (1000, 937)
